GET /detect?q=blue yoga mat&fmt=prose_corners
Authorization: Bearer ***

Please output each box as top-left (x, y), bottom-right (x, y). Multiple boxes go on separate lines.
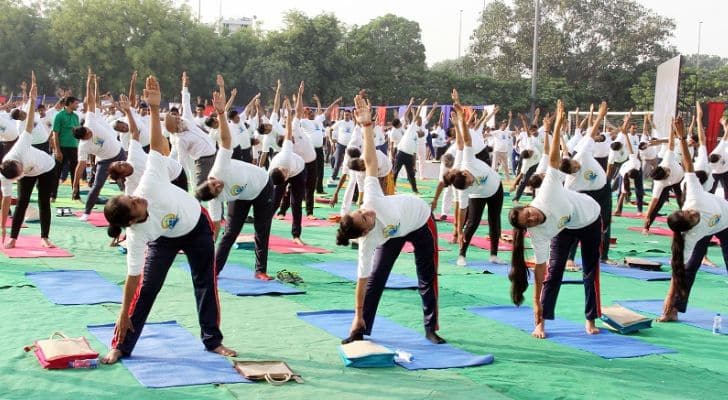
top-left (25, 270), bottom-right (121, 305)
top-left (616, 300), bottom-right (727, 335)
top-left (306, 261), bottom-right (418, 289)
top-left (298, 310), bottom-right (494, 370)
top-left (454, 259), bottom-right (583, 285)
top-left (179, 263), bottom-right (304, 296)
top-left (649, 257), bottom-right (727, 276)
top-left (596, 263), bottom-right (671, 281)
top-left (88, 320), bottom-right (250, 388)
top-left (467, 305), bottom-right (675, 359)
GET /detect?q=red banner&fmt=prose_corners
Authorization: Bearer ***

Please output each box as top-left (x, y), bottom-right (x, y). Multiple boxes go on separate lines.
top-left (706, 102), bottom-right (726, 153)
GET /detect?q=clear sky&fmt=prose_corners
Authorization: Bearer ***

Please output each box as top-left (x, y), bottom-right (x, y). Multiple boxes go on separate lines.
top-left (178, 0), bottom-right (727, 65)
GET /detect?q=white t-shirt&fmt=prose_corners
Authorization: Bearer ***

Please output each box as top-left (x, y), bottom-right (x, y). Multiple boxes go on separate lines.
top-left (652, 150), bottom-right (685, 199)
top-left (125, 150), bottom-right (202, 276)
top-left (693, 146), bottom-right (714, 191)
top-left (607, 132), bottom-right (628, 164)
top-left (567, 128), bottom-right (583, 154)
top-left (397, 124), bottom-right (419, 155)
top-left (389, 127), bottom-right (404, 147)
top-left (357, 176), bottom-right (431, 277)
top-left (374, 126), bottom-right (386, 147)
top-left (682, 172), bottom-right (728, 262)
top-left (462, 146), bottom-right (501, 198)
top-left (0, 113), bottom-right (20, 142)
top-left (618, 154), bottom-right (642, 178)
top-left (528, 167), bottom-right (601, 263)
top-left (709, 141), bottom-right (728, 174)
top-left (207, 147), bottom-right (270, 221)
top-left (269, 139), bottom-right (304, 178)
top-left (0, 131), bottom-right (56, 196)
top-left (470, 127), bottom-right (486, 154)
top-left (639, 133), bottom-right (658, 160)
top-left (334, 119), bottom-right (355, 146)
top-left (376, 150), bottom-right (392, 178)
top-left (299, 114), bottom-right (325, 148)
top-left (78, 113), bottom-right (122, 161)
top-left (291, 119), bottom-right (317, 163)
top-left (492, 129), bottom-right (513, 152)
top-left (124, 140), bottom-right (182, 195)
top-left (592, 132), bottom-right (611, 158)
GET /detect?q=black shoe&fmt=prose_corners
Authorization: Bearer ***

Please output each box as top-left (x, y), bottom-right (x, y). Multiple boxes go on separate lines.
top-left (341, 329), bottom-right (364, 344)
top-left (425, 331), bottom-right (446, 344)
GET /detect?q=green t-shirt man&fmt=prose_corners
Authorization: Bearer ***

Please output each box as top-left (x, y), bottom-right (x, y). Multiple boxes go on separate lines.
top-left (52, 106), bottom-right (80, 148)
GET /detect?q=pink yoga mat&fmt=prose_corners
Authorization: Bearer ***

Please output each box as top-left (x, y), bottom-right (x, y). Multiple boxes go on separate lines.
top-left (74, 211), bottom-right (109, 227)
top-left (628, 226), bottom-right (672, 236)
top-left (439, 233), bottom-right (513, 251)
top-left (0, 236), bottom-right (73, 258)
top-left (279, 214), bottom-right (334, 227)
top-left (617, 212), bottom-right (666, 223)
top-left (402, 241), bottom-right (449, 253)
top-left (237, 234), bottom-right (331, 254)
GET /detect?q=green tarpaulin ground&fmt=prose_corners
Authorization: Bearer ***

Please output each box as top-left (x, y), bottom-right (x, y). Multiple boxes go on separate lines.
top-left (1, 173), bottom-right (726, 400)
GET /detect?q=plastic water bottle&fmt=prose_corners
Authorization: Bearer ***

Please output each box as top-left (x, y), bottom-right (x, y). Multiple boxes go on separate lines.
top-left (713, 313), bottom-right (722, 335)
top-left (68, 358), bottom-right (98, 369)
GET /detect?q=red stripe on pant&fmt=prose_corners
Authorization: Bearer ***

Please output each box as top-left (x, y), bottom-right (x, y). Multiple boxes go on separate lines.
top-left (426, 215), bottom-right (440, 331)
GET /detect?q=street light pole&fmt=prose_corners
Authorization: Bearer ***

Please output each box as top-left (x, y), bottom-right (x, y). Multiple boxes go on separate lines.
top-left (696, 21), bottom-right (703, 103)
top-left (458, 10), bottom-right (463, 59)
top-left (530, 0), bottom-right (540, 119)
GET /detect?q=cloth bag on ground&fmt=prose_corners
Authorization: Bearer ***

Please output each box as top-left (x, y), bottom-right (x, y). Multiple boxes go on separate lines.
top-left (24, 332), bottom-right (98, 369)
top-left (233, 360), bottom-right (303, 385)
top-left (338, 340), bottom-right (396, 368)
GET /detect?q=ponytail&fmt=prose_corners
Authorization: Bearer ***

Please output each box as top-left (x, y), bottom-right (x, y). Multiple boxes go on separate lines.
top-left (508, 207), bottom-right (529, 306)
top-left (108, 224), bottom-right (123, 239)
top-left (667, 211), bottom-right (696, 300)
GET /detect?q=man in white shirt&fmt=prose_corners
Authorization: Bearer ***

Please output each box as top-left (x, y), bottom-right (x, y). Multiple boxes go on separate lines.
top-left (491, 113), bottom-right (513, 180)
top-left (309, 95), bottom-right (341, 193)
top-left (269, 99), bottom-right (307, 245)
top-left (72, 72), bottom-right (127, 220)
top-left (331, 109), bottom-right (355, 181)
top-left (164, 72), bottom-right (217, 186)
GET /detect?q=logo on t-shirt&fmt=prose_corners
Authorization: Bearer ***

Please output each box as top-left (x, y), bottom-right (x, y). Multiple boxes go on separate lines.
top-left (161, 213), bottom-right (179, 229)
top-left (583, 169), bottom-right (597, 182)
top-left (557, 215), bottom-right (571, 229)
top-left (92, 136), bottom-right (105, 146)
top-left (382, 222), bottom-right (400, 238)
top-left (708, 214), bottom-right (721, 227)
top-left (475, 176), bottom-right (488, 186)
top-left (230, 184), bottom-right (246, 196)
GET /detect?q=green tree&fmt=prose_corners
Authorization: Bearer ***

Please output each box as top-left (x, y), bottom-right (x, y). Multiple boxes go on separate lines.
top-left (0, 0), bottom-right (59, 96)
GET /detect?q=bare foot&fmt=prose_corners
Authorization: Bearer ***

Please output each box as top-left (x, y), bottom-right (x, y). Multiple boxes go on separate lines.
top-left (702, 256), bottom-right (717, 268)
top-left (657, 309), bottom-right (678, 322)
top-left (531, 321), bottom-right (546, 339)
top-left (612, 211), bottom-right (621, 217)
top-left (603, 259), bottom-right (620, 265)
top-left (448, 233), bottom-right (458, 244)
top-left (101, 349), bottom-right (123, 364)
top-left (292, 237), bottom-right (306, 246)
top-left (305, 214), bottom-right (317, 220)
top-left (4, 238), bottom-right (16, 249)
top-left (274, 214), bottom-right (285, 220)
top-left (585, 320), bottom-right (600, 335)
top-left (641, 228), bottom-right (650, 236)
top-left (40, 238), bottom-right (56, 248)
top-left (211, 344), bottom-right (237, 357)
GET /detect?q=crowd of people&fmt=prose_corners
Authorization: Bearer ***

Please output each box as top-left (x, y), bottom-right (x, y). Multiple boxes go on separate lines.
top-left (1, 69), bottom-right (726, 363)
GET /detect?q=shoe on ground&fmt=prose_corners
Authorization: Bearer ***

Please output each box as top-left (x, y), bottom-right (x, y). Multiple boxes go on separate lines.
top-left (456, 256), bottom-right (467, 266)
top-left (79, 213), bottom-right (90, 221)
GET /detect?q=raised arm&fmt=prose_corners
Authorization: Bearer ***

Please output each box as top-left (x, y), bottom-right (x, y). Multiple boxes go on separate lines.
top-left (353, 95), bottom-right (377, 178)
top-left (623, 110), bottom-right (634, 155)
top-left (128, 71), bottom-right (137, 108)
top-left (284, 98), bottom-right (293, 142)
top-left (425, 102), bottom-right (438, 123)
top-left (321, 96), bottom-right (342, 117)
top-left (24, 72), bottom-right (37, 135)
top-left (548, 101), bottom-right (566, 168)
top-left (675, 117), bottom-right (693, 172)
top-left (693, 102), bottom-right (705, 148)
top-left (403, 97), bottom-right (414, 124)
top-left (214, 75), bottom-right (231, 150)
top-left (181, 72), bottom-right (194, 121)
top-left (118, 95), bottom-right (139, 142)
top-left (224, 88), bottom-right (237, 112)
top-left (295, 81), bottom-right (305, 117)
top-left (144, 76), bottom-right (167, 154)
top-left (590, 101), bottom-right (608, 139)
top-left (272, 79), bottom-right (281, 117)
top-left (86, 69), bottom-right (96, 114)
